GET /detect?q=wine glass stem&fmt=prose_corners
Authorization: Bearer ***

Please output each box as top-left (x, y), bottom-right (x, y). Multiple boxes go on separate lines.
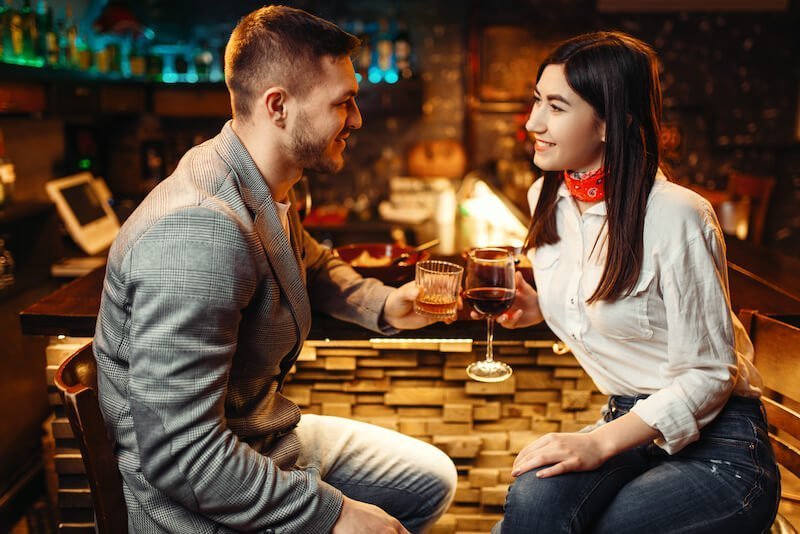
top-left (485, 316), bottom-right (495, 363)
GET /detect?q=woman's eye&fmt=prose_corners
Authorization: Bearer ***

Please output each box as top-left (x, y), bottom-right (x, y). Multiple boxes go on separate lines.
top-left (550, 105), bottom-right (563, 112)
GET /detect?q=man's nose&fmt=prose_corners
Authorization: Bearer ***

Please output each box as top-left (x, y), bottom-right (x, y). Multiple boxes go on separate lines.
top-left (349, 101), bottom-right (363, 130)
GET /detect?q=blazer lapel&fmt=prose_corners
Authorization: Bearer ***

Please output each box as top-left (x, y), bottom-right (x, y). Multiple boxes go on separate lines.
top-left (213, 122), bottom-right (311, 341)
top-left (286, 188), bottom-right (307, 286)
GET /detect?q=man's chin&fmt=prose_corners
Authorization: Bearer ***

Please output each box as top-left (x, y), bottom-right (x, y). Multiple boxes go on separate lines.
top-left (308, 156), bottom-right (344, 174)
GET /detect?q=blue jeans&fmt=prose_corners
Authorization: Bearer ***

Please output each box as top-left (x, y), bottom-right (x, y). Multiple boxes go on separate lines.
top-left (495, 395), bottom-right (780, 534)
top-left (294, 414), bottom-right (457, 533)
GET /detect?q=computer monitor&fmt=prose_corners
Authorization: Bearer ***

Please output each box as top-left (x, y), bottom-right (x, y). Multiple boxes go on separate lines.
top-left (45, 172), bottom-right (120, 256)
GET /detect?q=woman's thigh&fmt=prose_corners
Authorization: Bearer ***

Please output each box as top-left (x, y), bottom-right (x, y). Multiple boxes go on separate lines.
top-left (594, 400), bottom-right (780, 534)
top-left (499, 448), bottom-right (649, 534)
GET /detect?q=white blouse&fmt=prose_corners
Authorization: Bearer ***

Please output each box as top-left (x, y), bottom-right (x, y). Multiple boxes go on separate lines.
top-left (526, 172), bottom-right (762, 454)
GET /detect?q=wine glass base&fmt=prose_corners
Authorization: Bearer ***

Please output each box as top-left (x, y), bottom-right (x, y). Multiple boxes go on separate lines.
top-left (466, 360), bottom-right (513, 383)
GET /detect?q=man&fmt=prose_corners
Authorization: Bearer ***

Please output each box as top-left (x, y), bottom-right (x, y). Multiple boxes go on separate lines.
top-left (93, 6), bottom-right (456, 533)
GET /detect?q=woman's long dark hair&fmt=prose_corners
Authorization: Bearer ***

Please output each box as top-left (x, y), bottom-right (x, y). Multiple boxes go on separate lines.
top-left (526, 31), bottom-right (663, 304)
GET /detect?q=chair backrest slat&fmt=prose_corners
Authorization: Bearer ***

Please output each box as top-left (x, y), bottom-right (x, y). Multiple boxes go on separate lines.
top-left (739, 310), bottom-right (800, 482)
top-left (55, 341), bottom-right (128, 534)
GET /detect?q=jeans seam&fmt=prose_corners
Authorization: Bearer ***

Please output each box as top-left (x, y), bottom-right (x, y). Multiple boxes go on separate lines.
top-left (566, 463), bottom-right (642, 533)
top-left (740, 418), bottom-right (765, 511)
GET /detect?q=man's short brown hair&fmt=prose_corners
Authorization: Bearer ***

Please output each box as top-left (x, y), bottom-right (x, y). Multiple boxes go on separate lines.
top-left (224, 5), bottom-right (360, 120)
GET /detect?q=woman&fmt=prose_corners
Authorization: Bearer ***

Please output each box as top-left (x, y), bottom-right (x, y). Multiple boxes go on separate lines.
top-left (490, 32), bottom-right (780, 533)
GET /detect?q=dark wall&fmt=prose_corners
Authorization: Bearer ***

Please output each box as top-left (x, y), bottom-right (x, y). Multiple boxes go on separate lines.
top-left (5, 0), bottom-right (797, 253)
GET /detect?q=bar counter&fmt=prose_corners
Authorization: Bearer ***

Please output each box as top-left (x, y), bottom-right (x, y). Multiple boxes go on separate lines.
top-left (19, 233), bottom-right (800, 339)
top-left (19, 231), bottom-right (800, 532)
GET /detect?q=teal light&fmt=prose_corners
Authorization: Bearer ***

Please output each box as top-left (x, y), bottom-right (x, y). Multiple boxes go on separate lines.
top-left (186, 72), bottom-right (199, 83)
top-left (162, 72), bottom-right (178, 83)
top-left (78, 158), bottom-right (92, 170)
top-left (367, 66), bottom-right (382, 84)
top-left (355, 72), bottom-right (363, 84)
top-left (384, 69), bottom-right (399, 84)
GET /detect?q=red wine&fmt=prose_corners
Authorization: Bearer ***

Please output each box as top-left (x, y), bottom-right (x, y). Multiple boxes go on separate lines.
top-left (465, 287), bottom-right (515, 316)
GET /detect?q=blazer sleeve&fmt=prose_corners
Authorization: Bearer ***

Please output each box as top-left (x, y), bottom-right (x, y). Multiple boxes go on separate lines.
top-left (124, 206), bottom-right (343, 533)
top-left (301, 227), bottom-right (396, 334)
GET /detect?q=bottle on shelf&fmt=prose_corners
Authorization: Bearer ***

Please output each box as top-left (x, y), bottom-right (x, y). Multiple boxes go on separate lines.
top-left (0, 129), bottom-right (15, 206)
top-left (394, 25), bottom-right (412, 80)
top-left (63, 1), bottom-right (78, 67)
top-left (0, 0), bottom-right (9, 60)
top-left (0, 238), bottom-right (15, 292)
top-left (34, 0), bottom-right (47, 59)
top-left (194, 40), bottom-right (213, 82)
top-left (8, 0), bottom-right (23, 61)
top-left (42, 2), bottom-right (56, 65)
top-left (20, 0), bottom-right (37, 61)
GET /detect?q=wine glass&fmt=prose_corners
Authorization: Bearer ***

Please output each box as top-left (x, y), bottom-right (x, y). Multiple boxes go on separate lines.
top-left (464, 247), bottom-right (515, 382)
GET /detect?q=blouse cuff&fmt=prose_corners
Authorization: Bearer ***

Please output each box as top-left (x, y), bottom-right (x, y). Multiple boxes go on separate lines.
top-left (630, 392), bottom-right (700, 454)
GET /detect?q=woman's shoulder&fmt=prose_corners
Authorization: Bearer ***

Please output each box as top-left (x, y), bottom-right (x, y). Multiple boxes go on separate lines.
top-left (646, 177), bottom-right (719, 241)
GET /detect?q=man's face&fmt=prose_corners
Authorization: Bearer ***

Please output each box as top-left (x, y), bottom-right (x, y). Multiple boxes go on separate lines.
top-left (288, 56), bottom-right (362, 174)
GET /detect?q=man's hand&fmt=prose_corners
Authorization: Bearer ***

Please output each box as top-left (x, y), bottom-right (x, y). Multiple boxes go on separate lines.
top-left (383, 281), bottom-right (460, 330)
top-left (470, 271), bottom-right (543, 329)
top-left (332, 496), bottom-right (409, 534)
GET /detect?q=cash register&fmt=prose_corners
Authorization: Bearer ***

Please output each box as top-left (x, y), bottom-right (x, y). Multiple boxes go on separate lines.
top-left (45, 172), bottom-right (120, 277)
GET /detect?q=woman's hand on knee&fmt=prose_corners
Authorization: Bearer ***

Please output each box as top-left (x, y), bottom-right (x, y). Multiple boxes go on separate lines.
top-left (511, 432), bottom-right (607, 479)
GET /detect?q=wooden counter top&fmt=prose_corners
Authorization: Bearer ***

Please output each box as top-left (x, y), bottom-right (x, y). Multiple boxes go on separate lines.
top-left (19, 236), bottom-right (800, 338)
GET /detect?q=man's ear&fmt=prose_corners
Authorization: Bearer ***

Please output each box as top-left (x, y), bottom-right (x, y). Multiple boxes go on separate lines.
top-left (263, 88), bottom-right (288, 126)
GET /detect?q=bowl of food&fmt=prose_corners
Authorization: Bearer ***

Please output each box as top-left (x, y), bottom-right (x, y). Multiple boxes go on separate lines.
top-left (333, 243), bottom-right (431, 286)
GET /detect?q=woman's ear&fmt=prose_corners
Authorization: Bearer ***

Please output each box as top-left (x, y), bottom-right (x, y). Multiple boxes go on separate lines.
top-left (599, 120), bottom-right (607, 143)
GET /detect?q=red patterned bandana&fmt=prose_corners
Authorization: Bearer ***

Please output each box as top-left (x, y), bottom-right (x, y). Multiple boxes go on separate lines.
top-left (563, 168), bottom-right (606, 202)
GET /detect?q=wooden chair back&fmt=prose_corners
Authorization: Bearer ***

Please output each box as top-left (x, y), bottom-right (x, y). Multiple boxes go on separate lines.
top-left (54, 341), bottom-right (128, 533)
top-left (727, 172), bottom-right (775, 245)
top-left (739, 310), bottom-right (800, 533)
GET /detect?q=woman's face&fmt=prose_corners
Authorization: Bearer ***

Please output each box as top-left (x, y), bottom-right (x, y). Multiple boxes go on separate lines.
top-left (525, 64), bottom-right (606, 173)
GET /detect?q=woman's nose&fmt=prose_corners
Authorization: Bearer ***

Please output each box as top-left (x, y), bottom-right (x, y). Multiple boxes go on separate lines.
top-left (525, 107), bottom-right (544, 133)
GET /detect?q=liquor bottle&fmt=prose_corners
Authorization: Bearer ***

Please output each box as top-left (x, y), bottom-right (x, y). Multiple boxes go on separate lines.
top-left (0, 238), bottom-right (15, 292)
top-left (0, 0), bottom-right (8, 60)
top-left (20, 0), bottom-right (36, 60)
top-left (63, 2), bottom-right (77, 67)
top-left (128, 35), bottom-right (145, 77)
top-left (43, 3), bottom-right (57, 65)
top-left (0, 129), bottom-right (16, 206)
top-left (194, 40), bottom-right (213, 82)
top-left (34, 0), bottom-right (47, 59)
top-left (394, 24), bottom-right (412, 80)
top-left (9, 1), bottom-right (23, 60)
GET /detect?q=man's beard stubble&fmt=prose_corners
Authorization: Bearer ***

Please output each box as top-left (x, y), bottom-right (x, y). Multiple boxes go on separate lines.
top-left (290, 109), bottom-right (343, 174)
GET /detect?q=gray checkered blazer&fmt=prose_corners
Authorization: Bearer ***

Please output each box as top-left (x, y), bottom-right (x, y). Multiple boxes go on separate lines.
top-left (94, 121), bottom-right (395, 533)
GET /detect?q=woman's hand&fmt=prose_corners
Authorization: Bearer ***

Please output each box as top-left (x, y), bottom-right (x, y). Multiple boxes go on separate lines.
top-left (511, 432), bottom-right (609, 479)
top-left (470, 271), bottom-right (544, 328)
top-left (512, 413), bottom-right (660, 478)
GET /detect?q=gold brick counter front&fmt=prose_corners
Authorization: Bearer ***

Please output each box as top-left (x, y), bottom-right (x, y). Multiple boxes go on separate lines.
top-left (285, 338), bottom-right (603, 534)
